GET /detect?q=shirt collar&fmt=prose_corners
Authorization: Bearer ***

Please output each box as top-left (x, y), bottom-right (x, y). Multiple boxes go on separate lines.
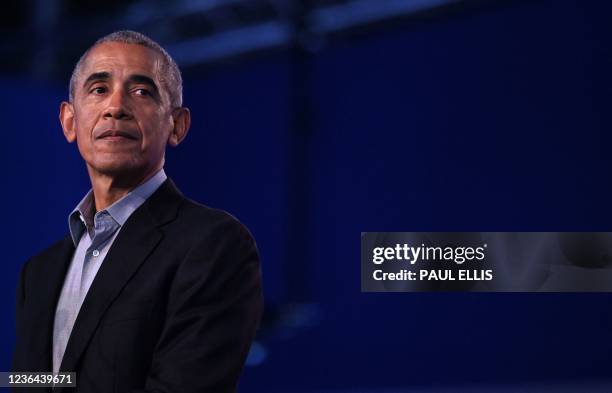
top-left (68, 168), bottom-right (167, 246)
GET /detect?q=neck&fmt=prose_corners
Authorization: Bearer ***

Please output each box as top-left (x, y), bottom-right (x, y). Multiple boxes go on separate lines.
top-left (87, 166), bottom-right (161, 211)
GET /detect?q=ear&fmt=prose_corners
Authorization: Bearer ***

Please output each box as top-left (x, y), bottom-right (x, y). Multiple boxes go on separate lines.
top-left (60, 101), bottom-right (77, 143)
top-left (168, 107), bottom-right (191, 147)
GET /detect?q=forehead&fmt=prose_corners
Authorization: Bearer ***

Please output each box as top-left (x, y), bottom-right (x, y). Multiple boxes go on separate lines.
top-left (80, 42), bottom-right (162, 81)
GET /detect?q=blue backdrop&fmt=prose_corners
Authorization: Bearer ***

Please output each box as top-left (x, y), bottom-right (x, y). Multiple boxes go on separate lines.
top-left (1, 0), bottom-right (611, 391)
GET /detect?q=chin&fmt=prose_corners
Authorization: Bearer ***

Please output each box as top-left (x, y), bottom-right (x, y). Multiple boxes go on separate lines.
top-left (91, 159), bottom-right (147, 178)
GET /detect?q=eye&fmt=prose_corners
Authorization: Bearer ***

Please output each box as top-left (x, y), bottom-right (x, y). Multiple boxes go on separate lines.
top-left (90, 86), bottom-right (107, 95)
top-left (134, 88), bottom-right (151, 96)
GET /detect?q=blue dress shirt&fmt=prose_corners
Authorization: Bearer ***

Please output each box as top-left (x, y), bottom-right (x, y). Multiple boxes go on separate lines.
top-left (52, 169), bottom-right (167, 373)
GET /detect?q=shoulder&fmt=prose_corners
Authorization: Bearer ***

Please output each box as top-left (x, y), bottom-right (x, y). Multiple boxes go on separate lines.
top-left (26, 236), bottom-right (73, 268)
top-left (171, 197), bottom-right (257, 251)
top-left (149, 178), bottom-right (256, 245)
top-left (167, 199), bottom-right (261, 290)
top-left (17, 235), bottom-right (73, 295)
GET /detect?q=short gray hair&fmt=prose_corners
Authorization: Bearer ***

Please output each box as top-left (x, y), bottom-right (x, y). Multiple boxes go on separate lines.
top-left (69, 30), bottom-right (183, 108)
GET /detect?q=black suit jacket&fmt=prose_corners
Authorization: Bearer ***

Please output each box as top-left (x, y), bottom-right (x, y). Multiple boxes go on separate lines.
top-left (12, 178), bottom-right (263, 393)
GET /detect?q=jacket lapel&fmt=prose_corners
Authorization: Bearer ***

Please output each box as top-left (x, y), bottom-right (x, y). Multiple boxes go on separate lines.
top-left (55, 179), bottom-right (183, 380)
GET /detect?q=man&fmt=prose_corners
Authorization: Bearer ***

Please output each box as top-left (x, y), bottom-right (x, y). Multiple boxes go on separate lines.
top-left (12, 30), bottom-right (263, 393)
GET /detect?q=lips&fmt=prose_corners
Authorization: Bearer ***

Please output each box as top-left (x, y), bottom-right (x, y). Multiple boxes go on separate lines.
top-left (96, 129), bottom-right (138, 140)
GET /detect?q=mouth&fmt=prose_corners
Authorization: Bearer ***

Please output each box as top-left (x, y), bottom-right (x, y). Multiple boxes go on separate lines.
top-left (96, 129), bottom-right (139, 141)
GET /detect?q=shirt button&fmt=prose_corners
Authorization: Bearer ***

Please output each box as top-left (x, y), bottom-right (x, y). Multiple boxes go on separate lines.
top-left (92, 250), bottom-right (100, 257)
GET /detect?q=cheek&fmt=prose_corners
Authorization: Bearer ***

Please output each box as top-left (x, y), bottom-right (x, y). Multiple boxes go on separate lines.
top-left (141, 115), bottom-right (173, 146)
top-left (73, 109), bottom-right (97, 139)
top-left (72, 111), bottom-right (104, 159)
top-left (73, 125), bottom-right (94, 152)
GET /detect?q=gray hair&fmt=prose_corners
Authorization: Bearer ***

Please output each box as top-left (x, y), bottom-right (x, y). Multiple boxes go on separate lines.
top-left (69, 30), bottom-right (183, 108)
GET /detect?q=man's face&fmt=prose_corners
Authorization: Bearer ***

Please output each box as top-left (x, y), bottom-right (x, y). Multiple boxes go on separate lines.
top-left (61, 42), bottom-right (177, 180)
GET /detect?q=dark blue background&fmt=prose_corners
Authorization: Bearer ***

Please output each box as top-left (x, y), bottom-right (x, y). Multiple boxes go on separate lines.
top-left (2, 0), bottom-right (611, 391)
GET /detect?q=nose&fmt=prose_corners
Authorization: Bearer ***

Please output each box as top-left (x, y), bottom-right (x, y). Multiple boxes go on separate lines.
top-left (102, 90), bottom-right (133, 120)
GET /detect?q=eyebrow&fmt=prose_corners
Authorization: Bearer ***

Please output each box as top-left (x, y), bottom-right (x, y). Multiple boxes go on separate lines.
top-left (127, 74), bottom-right (160, 94)
top-left (82, 71), bottom-right (110, 88)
